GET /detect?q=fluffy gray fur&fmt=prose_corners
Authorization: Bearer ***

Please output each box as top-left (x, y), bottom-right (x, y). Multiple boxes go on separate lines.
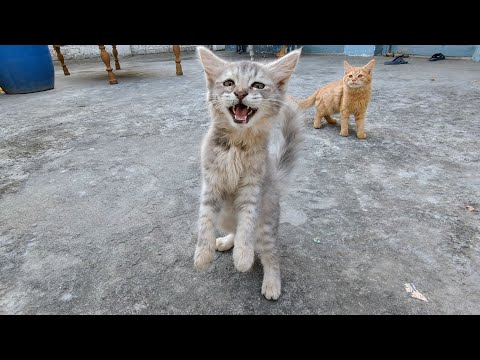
top-left (193, 46), bottom-right (304, 300)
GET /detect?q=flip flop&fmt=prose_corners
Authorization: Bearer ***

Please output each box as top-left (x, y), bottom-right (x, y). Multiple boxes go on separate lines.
top-left (429, 53), bottom-right (445, 61)
top-left (384, 56), bottom-right (409, 65)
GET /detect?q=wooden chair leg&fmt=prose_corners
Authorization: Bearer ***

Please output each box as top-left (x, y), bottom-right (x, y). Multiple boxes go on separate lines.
top-left (98, 45), bottom-right (118, 84)
top-left (112, 45), bottom-right (121, 70)
top-left (53, 45), bottom-right (70, 75)
top-left (173, 45), bottom-right (183, 76)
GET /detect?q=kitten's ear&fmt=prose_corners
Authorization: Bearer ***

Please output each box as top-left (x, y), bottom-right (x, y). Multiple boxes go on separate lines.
top-left (197, 46), bottom-right (227, 83)
top-left (344, 60), bottom-right (353, 74)
top-left (265, 48), bottom-right (302, 89)
top-left (362, 59), bottom-right (376, 74)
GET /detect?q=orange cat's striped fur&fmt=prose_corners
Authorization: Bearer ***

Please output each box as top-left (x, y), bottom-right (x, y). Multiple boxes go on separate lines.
top-left (298, 59), bottom-right (375, 139)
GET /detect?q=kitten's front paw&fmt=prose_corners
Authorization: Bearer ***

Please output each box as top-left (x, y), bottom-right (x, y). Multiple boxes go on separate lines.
top-left (262, 275), bottom-right (281, 300)
top-left (313, 119), bottom-right (322, 129)
top-left (193, 245), bottom-right (214, 271)
top-left (357, 132), bottom-right (367, 139)
top-left (340, 129), bottom-right (349, 137)
top-left (233, 245), bottom-right (254, 272)
top-left (216, 234), bottom-right (234, 252)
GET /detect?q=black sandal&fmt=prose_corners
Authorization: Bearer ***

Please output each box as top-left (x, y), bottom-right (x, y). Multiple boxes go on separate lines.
top-left (429, 53), bottom-right (446, 61)
top-left (384, 56), bottom-right (409, 65)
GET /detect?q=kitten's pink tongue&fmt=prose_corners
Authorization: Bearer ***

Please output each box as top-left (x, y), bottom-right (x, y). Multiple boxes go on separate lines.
top-left (234, 105), bottom-right (249, 121)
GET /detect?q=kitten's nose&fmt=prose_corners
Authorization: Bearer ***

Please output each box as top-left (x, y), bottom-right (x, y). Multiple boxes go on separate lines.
top-left (234, 90), bottom-right (247, 101)
top-left (352, 79), bottom-right (356, 82)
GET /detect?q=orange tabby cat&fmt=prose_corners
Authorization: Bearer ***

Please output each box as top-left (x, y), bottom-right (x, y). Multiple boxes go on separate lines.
top-left (297, 59), bottom-right (375, 139)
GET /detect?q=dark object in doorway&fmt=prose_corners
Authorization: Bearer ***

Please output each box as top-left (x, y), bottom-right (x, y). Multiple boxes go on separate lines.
top-left (384, 56), bottom-right (408, 65)
top-left (236, 45), bottom-right (247, 54)
top-left (429, 53), bottom-right (446, 61)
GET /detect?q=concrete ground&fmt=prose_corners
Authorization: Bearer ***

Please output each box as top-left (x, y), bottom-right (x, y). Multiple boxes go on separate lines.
top-left (1, 51), bottom-right (479, 315)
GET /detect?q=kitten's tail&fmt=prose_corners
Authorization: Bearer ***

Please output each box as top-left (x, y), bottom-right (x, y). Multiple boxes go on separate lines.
top-left (293, 90), bottom-right (318, 109)
top-left (275, 100), bottom-right (304, 188)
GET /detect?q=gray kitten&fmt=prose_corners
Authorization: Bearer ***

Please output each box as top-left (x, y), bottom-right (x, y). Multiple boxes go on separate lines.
top-left (193, 46), bottom-right (303, 300)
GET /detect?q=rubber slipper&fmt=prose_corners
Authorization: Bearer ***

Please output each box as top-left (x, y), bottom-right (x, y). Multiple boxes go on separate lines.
top-left (429, 53), bottom-right (445, 61)
top-left (384, 56), bottom-right (408, 65)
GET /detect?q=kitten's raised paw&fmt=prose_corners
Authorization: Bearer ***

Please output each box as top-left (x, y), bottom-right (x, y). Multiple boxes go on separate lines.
top-left (193, 245), bottom-right (214, 271)
top-left (216, 234), bottom-right (234, 252)
top-left (326, 117), bottom-right (337, 124)
top-left (340, 129), bottom-right (349, 137)
top-left (357, 132), bottom-right (367, 139)
top-left (262, 275), bottom-right (281, 300)
top-left (233, 245), bottom-right (254, 272)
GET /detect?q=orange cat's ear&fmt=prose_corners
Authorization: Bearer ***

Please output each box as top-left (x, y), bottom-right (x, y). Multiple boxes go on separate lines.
top-left (344, 60), bottom-right (353, 74)
top-left (197, 46), bottom-right (227, 84)
top-left (266, 48), bottom-right (302, 90)
top-left (362, 59), bottom-right (376, 74)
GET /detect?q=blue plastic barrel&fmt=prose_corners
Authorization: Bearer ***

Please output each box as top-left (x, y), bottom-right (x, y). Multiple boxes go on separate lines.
top-left (0, 45), bottom-right (54, 94)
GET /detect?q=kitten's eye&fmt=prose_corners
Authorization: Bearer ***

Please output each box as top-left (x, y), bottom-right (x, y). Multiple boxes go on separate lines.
top-left (223, 80), bottom-right (234, 86)
top-left (252, 82), bottom-right (265, 89)
top-left (348, 75), bottom-right (353, 78)
top-left (358, 74), bottom-right (363, 78)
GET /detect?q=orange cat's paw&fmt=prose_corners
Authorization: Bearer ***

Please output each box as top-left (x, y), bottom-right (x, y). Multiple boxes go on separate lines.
top-left (326, 117), bottom-right (337, 124)
top-left (340, 129), bottom-right (349, 137)
top-left (357, 132), bottom-right (367, 139)
top-left (313, 119), bottom-right (322, 129)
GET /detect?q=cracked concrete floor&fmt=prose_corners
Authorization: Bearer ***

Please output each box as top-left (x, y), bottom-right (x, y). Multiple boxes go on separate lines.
top-left (1, 51), bottom-right (479, 314)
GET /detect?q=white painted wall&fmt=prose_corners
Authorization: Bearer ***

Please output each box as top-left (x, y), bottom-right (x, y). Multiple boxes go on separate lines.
top-left (49, 45), bottom-right (131, 60)
top-left (130, 45), bottom-right (197, 55)
top-left (49, 45), bottom-right (198, 60)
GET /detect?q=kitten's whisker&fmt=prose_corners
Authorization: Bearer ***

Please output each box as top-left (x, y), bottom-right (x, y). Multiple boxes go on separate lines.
top-left (264, 100), bottom-right (293, 108)
top-left (264, 98), bottom-right (294, 107)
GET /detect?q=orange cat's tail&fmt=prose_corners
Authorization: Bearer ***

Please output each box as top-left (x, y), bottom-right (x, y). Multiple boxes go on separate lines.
top-left (296, 91), bottom-right (318, 109)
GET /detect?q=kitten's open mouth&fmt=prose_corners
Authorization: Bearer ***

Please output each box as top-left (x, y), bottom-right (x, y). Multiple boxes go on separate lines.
top-left (229, 104), bottom-right (257, 124)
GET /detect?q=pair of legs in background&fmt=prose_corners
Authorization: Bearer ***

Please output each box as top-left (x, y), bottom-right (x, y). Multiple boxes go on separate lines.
top-left (236, 45), bottom-right (247, 54)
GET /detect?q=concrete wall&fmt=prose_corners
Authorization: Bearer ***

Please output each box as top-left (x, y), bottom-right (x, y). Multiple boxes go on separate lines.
top-left (224, 45), bottom-right (479, 60)
top-left (130, 45), bottom-right (197, 55)
top-left (226, 45), bottom-right (282, 54)
top-left (60, 44), bottom-right (476, 62)
top-left (344, 45), bottom-right (376, 56)
top-left (49, 45), bottom-right (198, 60)
top-left (472, 46), bottom-right (480, 62)
top-left (390, 45), bottom-right (475, 57)
top-left (302, 45), bottom-right (344, 54)
top-left (227, 45), bottom-right (373, 56)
